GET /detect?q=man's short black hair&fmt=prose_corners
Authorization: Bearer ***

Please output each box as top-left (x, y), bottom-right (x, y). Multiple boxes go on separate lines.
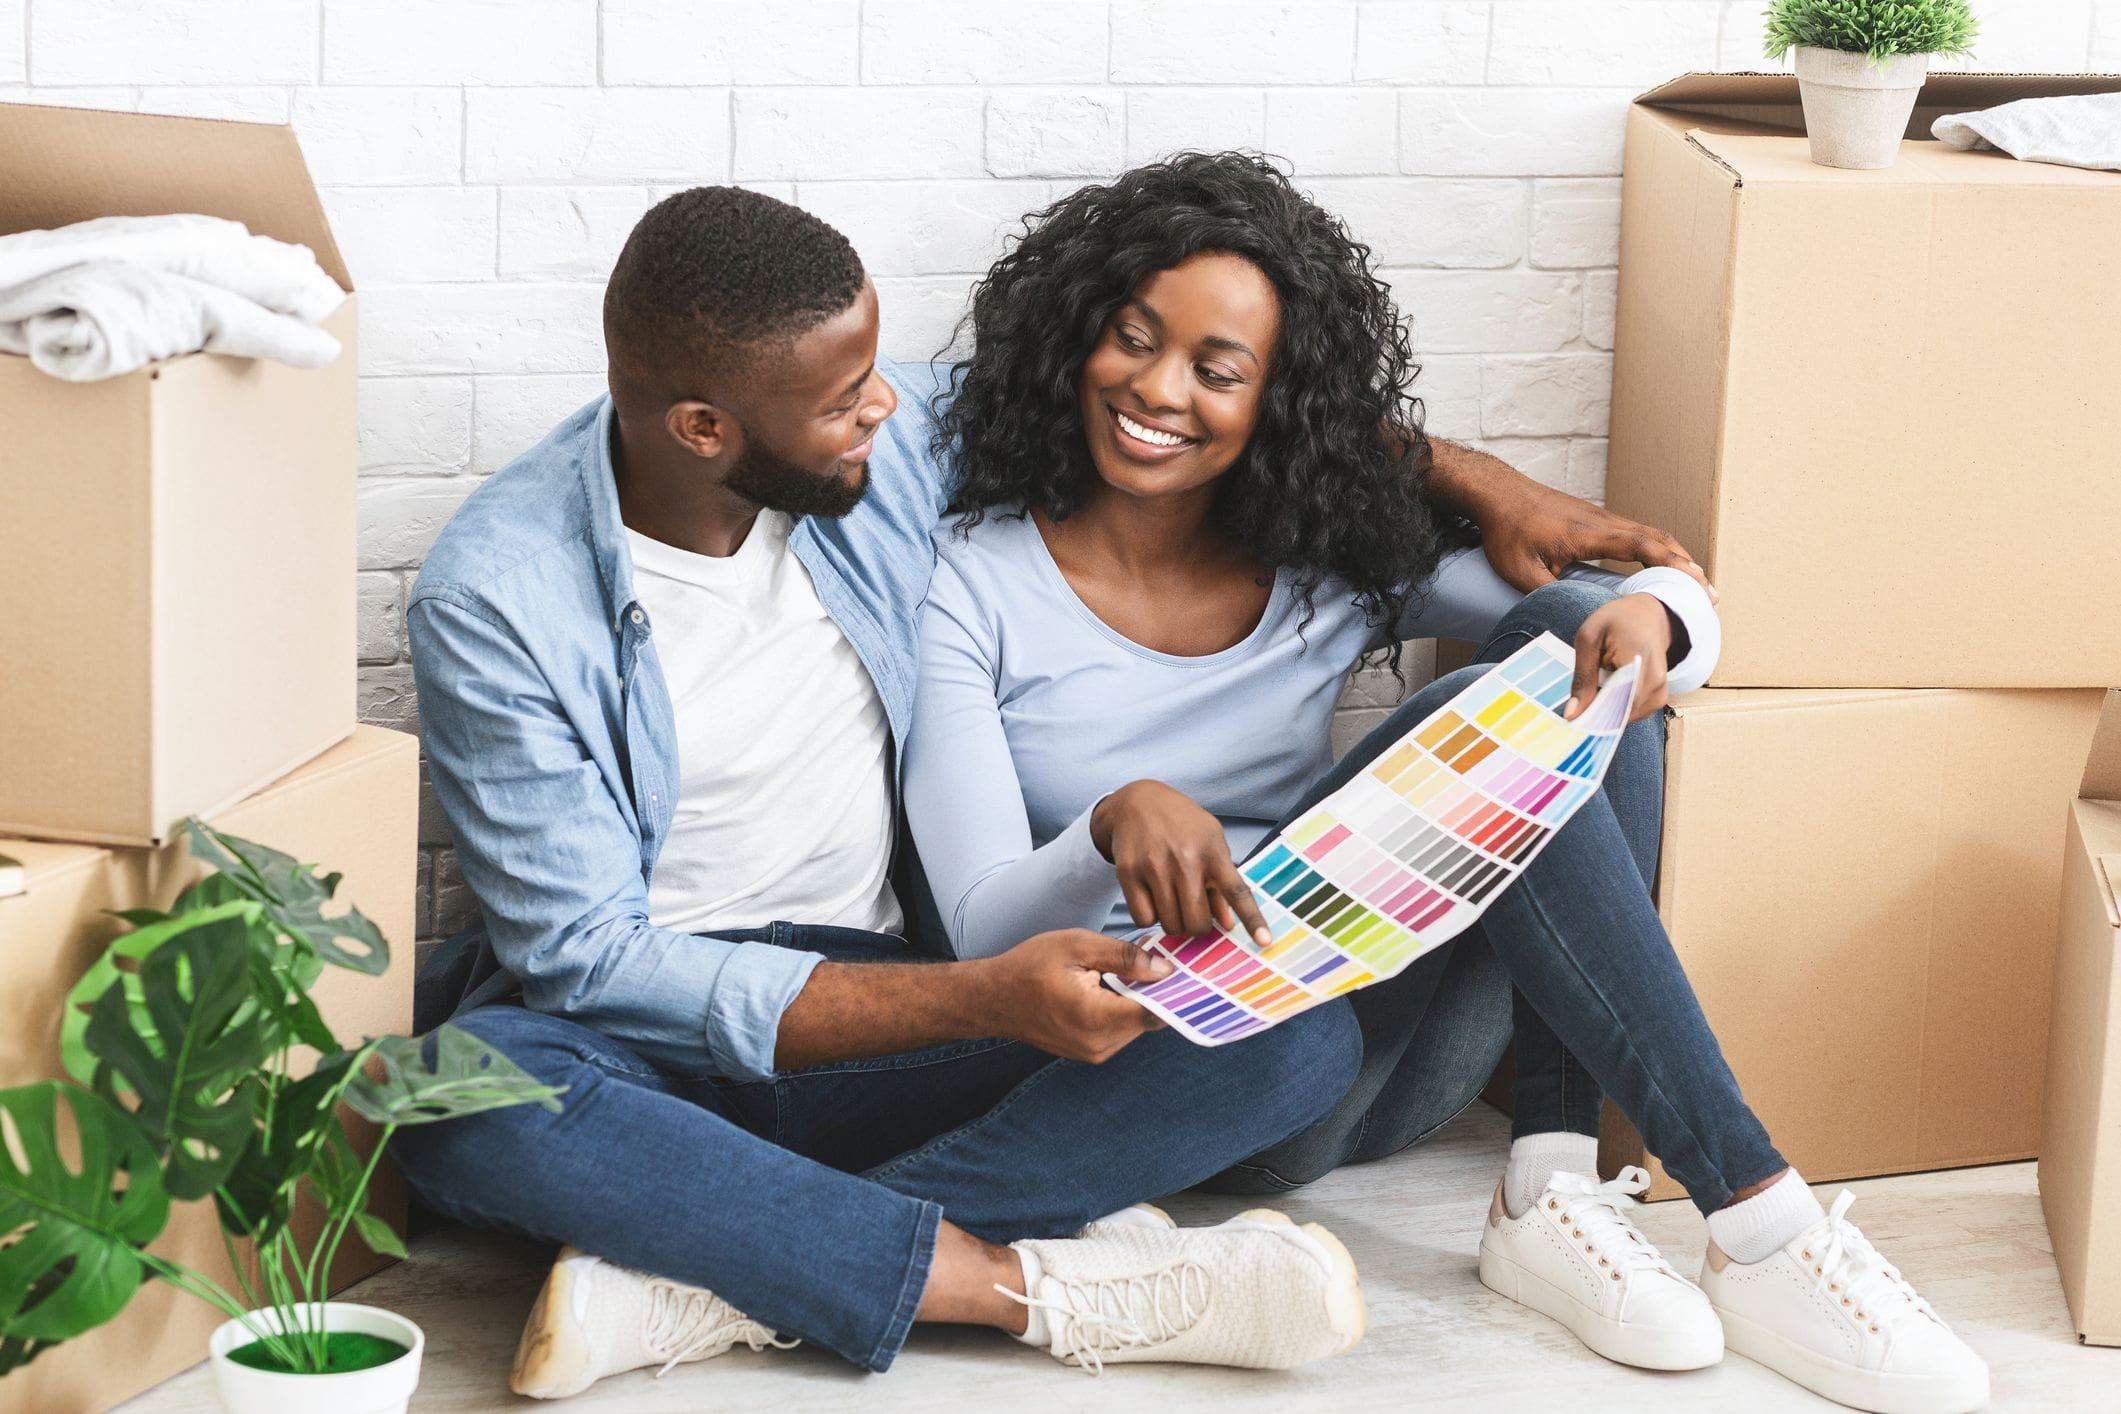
top-left (604, 186), bottom-right (865, 393)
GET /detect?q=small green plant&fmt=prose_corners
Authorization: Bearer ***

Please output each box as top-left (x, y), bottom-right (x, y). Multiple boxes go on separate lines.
top-left (1764, 0), bottom-right (1979, 65)
top-left (0, 821), bottom-right (563, 1376)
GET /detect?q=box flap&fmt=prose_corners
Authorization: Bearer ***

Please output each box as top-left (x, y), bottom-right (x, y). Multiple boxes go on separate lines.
top-left (0, 853), bottom-right (19, 900)
top-left (1636, 70), bottom-right (2121, 146)
top-left (1688, 127), bottom-right (2121, 188)
top-left (0, 103), bottom-right (350, 291)
top-left (2085, 690), bottom-right (2121, 804)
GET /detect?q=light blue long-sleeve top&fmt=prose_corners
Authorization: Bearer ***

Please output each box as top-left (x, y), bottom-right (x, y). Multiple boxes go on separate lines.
top-left (901, 511), bottom-right (1721, 961)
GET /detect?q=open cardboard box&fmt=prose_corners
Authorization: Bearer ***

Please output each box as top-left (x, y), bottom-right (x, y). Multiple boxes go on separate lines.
top-left (1592, 685), bottom-right (2107, 1201)
top-left (1604, 72), bottom-right (2121, 688)
top-left (2040, 691), bottom-right (2121, 1345)
top-left (0, 727), bottom-right (417, 1414)
top-left (0, 101), bottom-right (358, 846)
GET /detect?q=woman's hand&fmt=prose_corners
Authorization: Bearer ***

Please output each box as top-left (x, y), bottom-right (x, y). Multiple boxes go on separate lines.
top-left (1568, 594), bottom-right (1673, 724)
top-left (1090, 780), bottom-right (1272, 944)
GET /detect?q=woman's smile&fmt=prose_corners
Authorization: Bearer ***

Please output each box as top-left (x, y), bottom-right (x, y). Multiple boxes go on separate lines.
top-left (1106, 402), bottom-right (1201, 462)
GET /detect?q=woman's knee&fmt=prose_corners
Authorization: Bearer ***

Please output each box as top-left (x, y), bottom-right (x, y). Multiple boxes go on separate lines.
top-left (1494, 578), bottom-right (1617, 647)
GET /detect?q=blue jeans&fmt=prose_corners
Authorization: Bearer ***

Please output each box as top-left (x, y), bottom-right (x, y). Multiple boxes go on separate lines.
top-left (391, 924), bottom-right (1360, 1372)
top-left (1216, 581), bottom-right (1785, 1215)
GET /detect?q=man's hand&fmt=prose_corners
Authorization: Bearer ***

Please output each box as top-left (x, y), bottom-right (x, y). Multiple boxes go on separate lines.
top-left (1091, 780), bottom-right (1272, 945)
top-left (1424, 437), bottom-right (1717, 601)
top-left (1568, 593), bottom-right (1672, 724)
top-left (774, 931), bottom-right (1171, 1071)
top-left (980, 930), bottom-right (1172, 1063)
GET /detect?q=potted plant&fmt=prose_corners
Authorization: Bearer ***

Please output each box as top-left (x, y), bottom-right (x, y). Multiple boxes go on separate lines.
top-left (0, 821), bottom-right (563, 1413)
top-left (1765, 0), bottom-right (1979, 169)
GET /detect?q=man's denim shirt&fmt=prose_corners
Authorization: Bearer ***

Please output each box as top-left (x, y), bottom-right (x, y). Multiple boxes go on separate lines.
top-left (408, 361), bottom-right (951, 1083)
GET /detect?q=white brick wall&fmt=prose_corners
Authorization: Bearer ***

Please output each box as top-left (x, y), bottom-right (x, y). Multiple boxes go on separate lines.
top-left (7, 0), bottom-right (2103, 946)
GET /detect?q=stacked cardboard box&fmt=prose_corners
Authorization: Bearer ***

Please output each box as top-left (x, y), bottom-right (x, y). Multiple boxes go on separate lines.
top-left (1588, 72), bottom-right (2121, 1202)
top-left (2039, 692), bottom-right (2121, 1344)
top-left (0, 103), bottom-right (416, 1413)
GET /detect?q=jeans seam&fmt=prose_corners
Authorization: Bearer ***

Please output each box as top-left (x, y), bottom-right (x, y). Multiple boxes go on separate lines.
top-left (863, 1198), bottom-right (941, 1373)
top-left (861, 1053), bottom-right (1063, 1184)
top-left (1514, 870), bottom-right (1737, 1210)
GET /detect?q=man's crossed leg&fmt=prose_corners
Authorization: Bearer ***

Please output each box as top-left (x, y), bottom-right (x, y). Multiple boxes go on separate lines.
top-left (391, 936), bottom-right (1363, 1393)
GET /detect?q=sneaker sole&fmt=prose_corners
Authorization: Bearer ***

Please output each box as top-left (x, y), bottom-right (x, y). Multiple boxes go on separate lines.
top-left (510, 1252), bottom-right (594, 1400)
top-left (1717, 1307), bottom-right (1989, 1414)
top-left (1231, 1208), bottom-right (1368, 1355)
top-left (1478, 1243), bottom-right (1723, 1372)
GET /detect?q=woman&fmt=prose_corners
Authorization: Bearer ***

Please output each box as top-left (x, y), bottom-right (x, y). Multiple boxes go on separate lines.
top-left (901, 153), bottom-right (1985, 1414)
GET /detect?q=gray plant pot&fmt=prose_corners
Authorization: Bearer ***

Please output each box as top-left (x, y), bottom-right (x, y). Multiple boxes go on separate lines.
top-left (1793, 47), bottom-right (1933, 169)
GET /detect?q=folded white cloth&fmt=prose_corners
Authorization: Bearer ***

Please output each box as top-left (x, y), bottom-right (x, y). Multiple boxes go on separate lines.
top-left (0, 213), bottom-right (345, 322)
top-left (1932, 92), bottom-right (2121, 172)
top-left (0, 261), bottom-right (342, 381)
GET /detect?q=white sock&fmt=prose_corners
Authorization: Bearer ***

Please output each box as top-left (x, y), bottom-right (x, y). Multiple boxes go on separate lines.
top-left (1707, 1169), bottom-right (1824, 1264)
top-left (1008, 1243), bottom-right (1049, 1347)
top-left (1503, 1132), bottom-right (1601, 1217)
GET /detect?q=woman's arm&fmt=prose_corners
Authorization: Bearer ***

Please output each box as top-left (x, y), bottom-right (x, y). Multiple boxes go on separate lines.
top-left (1396, 546), bottom-right (1723, 697)
top-left (901, 554), bottom-right (1122, 960)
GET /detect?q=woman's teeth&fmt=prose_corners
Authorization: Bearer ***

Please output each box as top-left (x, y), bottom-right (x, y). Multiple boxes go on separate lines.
top-left (1115, 410), bottom-right (1189, 448)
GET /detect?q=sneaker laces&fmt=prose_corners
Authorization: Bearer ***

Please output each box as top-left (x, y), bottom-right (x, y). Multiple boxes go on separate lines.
top-left (997, 1261), bottom-right (1210, 1375)
top-left (1799, 1190), bottom-right (1941, 1342)
top-left (1547, 1167), bottom-right (1685, 1282)
top-left (644, 1279), bottom-right (798, 1377)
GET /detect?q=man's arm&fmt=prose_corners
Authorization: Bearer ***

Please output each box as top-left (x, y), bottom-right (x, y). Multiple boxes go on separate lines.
top-left (1418, 433), bottom-right (1716, 600)
top-left (775, 932), bottom-right (1174, 1070)
top-left (411, 591), bottom-right (1173, 1078)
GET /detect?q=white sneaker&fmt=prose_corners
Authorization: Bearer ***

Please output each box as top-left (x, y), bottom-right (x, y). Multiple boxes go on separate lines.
top-left (1702, 1190), bottom-right (1989, 1413)
top-left (1010, 1208), bottom-right (1365, 1372)
top-left (1478, 1166), bottom-right (1724, 1371)
top-left (510, 1245), bottom-right (796, 1399)
top-left (1079, 1202), bottom-right (1177, 1237)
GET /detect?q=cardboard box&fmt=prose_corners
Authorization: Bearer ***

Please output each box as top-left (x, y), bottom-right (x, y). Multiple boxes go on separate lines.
top-left (1593, 687), bottom-right (2106, 1202)
top-left (0, 727), bottom-right (417, 1414)
top-left (1605, 73), bottom-right (2121, 688)
top-left (0, 101), bottom-right (358, 846)
top-left (2039, 691), bottom-right (2121, 1345)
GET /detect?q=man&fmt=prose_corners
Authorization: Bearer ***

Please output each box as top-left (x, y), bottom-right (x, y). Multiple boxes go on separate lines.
top-left (397, 188), bottom-right (1708, 1398)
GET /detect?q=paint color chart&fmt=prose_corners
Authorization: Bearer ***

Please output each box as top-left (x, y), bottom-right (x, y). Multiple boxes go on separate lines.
top-left (1116, 633), bottom-right (1639, 1046)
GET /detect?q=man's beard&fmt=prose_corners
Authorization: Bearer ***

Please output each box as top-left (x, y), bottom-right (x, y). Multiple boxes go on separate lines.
top-left (724, 440), bottom-right (869, 519)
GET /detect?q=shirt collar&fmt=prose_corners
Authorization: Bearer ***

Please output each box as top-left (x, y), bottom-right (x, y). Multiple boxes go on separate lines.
top-left (581, 396), bottom-right (638, 633)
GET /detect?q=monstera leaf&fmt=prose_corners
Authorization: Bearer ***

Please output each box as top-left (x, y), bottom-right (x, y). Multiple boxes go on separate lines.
top-left (0, 1084), bottom-right (170, 1371)
top-left (345, 1028), bottom-right (565, 1128)
top-left (180, 819), bottom-right (389, 976)
top-left (213, 1048), bottom-right (368, 1245)
top-left (81, 914), bottom-right (266, 1201)
top-left (60, 901), bottom-right (264, 1087)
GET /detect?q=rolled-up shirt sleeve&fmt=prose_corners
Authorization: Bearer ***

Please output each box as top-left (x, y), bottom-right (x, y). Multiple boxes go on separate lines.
top-left (410, 593), bottom-right (821, 1081)
top-left (901, 555), bottom-right (1119, 959)
top-left (1394, 546), bottom-right (1722, 694)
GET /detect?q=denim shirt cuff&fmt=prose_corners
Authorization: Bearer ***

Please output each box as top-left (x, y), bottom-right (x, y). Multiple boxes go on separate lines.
top-left (704, 940), bottom-right (827, 1082)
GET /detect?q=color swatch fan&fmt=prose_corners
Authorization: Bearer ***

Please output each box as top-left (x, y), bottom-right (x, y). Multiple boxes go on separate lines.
top-left (1116, 632), bottom-right (1639, 1045)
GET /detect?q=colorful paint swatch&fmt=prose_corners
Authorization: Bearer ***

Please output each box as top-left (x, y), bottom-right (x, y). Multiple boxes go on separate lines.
top-left (1115, 632), bottom-right (1639, 1046)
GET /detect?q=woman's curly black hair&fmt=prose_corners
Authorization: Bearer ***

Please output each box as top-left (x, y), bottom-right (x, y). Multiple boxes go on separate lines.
top-left (935, 151), bottom-right (1461, 664)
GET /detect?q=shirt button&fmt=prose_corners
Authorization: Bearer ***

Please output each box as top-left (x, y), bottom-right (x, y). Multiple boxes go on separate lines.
top-left (629, 607), bottom-right (646, 626)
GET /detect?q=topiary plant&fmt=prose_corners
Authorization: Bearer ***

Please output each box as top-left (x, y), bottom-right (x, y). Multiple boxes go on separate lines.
top-left (1764, 0), bottom-right (1979, 66)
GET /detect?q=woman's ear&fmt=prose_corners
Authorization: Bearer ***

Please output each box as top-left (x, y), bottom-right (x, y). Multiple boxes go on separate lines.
top-left (664, 400), bottom-right (733, 460)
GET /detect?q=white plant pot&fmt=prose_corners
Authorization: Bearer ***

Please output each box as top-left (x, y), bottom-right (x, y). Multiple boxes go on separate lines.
top-left (207, 1302), bottom-right (424, 1414)
top-left (1793, 47), bottom-right (1932, 169)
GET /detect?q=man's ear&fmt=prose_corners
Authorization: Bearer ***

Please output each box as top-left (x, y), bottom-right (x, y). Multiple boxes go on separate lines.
top-left (664, 400), bottom-right (735, 460)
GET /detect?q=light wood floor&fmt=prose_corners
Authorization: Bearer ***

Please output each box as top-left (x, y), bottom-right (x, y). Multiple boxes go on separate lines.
top-left (122, 1104), bottom-right (2116, 1411)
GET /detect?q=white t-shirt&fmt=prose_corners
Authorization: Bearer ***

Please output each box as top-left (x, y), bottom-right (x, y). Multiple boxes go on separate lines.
top-left (626, 511), bottom-right (903, 938)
